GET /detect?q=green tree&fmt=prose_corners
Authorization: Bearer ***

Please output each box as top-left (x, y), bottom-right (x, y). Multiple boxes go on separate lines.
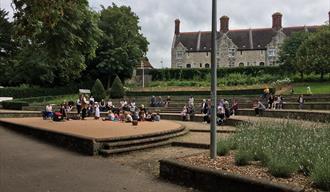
top-left (0, 9), bottom-right (15, 85)
top-left (91, 78), bottom-right (106, 101)
top-left (95, 3), bottom-right (149, 88)
top-left (110, 75), bottom-right (125, 98)
top-left (12, 0), bottom-right (102, 86)
top-left (279, 31), bottom-right (310, 79)
top-left (296, 26), bottom-right (330, 80)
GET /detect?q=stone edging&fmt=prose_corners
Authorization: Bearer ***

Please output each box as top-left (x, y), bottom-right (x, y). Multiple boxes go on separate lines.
top-left (159, 158), bottom-right (303, 192)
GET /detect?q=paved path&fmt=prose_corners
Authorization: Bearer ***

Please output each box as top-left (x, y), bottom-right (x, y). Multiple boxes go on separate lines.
top-left (0, 126), bottom-right (197, 192)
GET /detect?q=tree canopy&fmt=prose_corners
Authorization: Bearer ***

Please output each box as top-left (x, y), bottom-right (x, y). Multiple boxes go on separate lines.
top-left (11, 0), bottom-right (102, 86)
top-left (94, 3), bottom-right (149, 88)
top-left (296, 26), bottom-right (330, 80)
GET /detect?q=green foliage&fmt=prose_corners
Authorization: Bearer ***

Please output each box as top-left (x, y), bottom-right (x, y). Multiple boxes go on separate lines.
top-left (110, 76), bottom-right (125, 98)
top-left (126, 88), bottom-right (274, 97)
top-left (11, 0), bottom-right (102, 86)
top-left (217, 140), bottom-right (232, 156)
top-left (0, 9), bottom-right (16, 86)
top-left (0, 87), bottom-right (77, 98)
top-left (94, 3), bottom-right (149, 88)
top-left (279, 31), bottom-right (310, 77)
top-left (235, 149), bottom-right (253, 166)
top-left (224, 119), bottom-right (330, 190)
top-left (2, 101), bottom-right (29, 110)
top-left (91, 79), bottom-right (106, 101)
top-left (311, 152), bottom-right (330, 190)
top-left (296, 26), bottom-right (330, 80)
top-left (149, 66), bottom-right (282, 81)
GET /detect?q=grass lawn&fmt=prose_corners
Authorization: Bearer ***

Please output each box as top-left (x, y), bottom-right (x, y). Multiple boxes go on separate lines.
top-left (18, 94), bottom-right (78, 105)
top-left (290, 82), bottom-right (330, 94)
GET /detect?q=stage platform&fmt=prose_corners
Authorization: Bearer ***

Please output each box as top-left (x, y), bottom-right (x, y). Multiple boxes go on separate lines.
top-left (0, 118), bottom-right (186, 155)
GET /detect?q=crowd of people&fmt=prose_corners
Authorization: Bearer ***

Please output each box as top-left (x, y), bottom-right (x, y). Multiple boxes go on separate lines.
top-left (42, 95), bottom-right (161, 123)
top-left (180, 96), bottom-right (239, 126)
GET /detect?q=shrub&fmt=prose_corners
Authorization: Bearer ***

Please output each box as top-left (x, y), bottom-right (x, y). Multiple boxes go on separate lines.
top-left (217, 140), bottom-right (231, 156)
top-left (235, 149), bottom-right (253, 166)
top-left (311, 153), bottom-right (330, 190)
top-left (91, 79), bottom-right (106, 102)
top-left (267, 155), bottom-right (298, 178)
top-left (110, 76), bottom-right (125, 99)
top-left (2, 101), bottom-right (29, 110)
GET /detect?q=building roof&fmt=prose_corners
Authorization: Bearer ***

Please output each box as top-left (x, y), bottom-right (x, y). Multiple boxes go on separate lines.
top-left (175, 26), bottom-right (320, 51)
top-left (136, 58), bottom-right (154, 69)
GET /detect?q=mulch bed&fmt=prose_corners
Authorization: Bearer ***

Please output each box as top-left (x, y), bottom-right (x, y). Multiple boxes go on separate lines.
top-left (179, 151), bottom-right (321, 192)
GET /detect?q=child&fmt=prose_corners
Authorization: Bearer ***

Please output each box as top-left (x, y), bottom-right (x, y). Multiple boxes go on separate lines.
top-left (94, 102), bottom-right (100, 120)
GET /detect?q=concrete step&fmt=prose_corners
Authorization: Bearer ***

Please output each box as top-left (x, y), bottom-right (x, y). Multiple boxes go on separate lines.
top-left (99, 140), bottom-right (172, 156)
top-left (103, 129), bottom-right (189, 149)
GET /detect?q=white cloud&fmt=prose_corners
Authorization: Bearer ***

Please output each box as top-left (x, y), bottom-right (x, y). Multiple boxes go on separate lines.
top-left (1, 0), bottom-right (329, 68)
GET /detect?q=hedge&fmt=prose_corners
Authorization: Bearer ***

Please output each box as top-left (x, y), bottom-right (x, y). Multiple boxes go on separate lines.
top-left (1, 101), bottom-right (29, 110)
top-left (146, 66), bottom-right (284, 81)
top-left (126, 88), bottom-right (275, 97)
top-left (0, 87), bottom-right (77, 98)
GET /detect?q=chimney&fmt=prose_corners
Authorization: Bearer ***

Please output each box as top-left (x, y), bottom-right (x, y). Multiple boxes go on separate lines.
top-left (220, 16), bottom-right (229, 33)
top-left (175, 19), bottom-right (180, 35)
top-left (272, 12), bottom-right (282, 30)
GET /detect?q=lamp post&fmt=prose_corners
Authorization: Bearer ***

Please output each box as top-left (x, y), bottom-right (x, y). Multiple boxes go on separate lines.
top-left (141, 56), bottom-right (145, 88)
top-left (210, 0), bottom-right (218, 159)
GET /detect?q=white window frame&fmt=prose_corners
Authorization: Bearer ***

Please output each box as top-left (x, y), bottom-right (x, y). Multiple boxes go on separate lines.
top-left (228, 48), bottom-right (236, 57)
top-left (268, 49), bottom-right (276, 57)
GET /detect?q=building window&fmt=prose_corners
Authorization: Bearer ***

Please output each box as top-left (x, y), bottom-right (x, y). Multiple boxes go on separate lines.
top-left (205, 63), bottom-right (210, 68)
top-left (186, 64), bottom-right (191, 68)
top-left (240, 51), bottom-right (243, 55)
top-left (259, 62), bottom-right (265, 66)
top-left (228, 48), bottom-right (236, 57)
top-left (268, 49), bottom-right (276, 57)
top-left (176, 51), bottom-right (184, 58)
top-left (217, 58), bottom-right (220, 66)
top-left (206, 52), bottom-right (209, 56)
top-left (229, 61), bottom-right (235, 68)
top-left (200, 63), bottom-right (202, 68)
top-left (239, 62), bottom-right (244, 67)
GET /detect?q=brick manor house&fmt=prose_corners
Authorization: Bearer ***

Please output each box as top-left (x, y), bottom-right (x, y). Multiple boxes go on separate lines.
top-left (171, 12), bottom-right (329, 69)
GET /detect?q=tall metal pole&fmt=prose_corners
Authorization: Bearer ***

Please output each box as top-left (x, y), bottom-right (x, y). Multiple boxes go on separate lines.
top-left (210, 0), bottom-right (218, 159)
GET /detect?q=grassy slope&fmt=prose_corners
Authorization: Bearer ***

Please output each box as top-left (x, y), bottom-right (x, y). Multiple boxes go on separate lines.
top-left (290, 82), bottom-right (330, 94)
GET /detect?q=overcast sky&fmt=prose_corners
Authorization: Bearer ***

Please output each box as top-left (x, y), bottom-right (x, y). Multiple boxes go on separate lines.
top-left (1, 0), bottom-right (329, 68)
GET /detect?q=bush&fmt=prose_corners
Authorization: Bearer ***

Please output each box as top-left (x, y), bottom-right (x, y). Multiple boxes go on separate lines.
top-left (91, 79), bottom-right (106, 102)
top-left (267, 155), bottom-right (297, 178)
top-left (2, 101), bottom-right (29, 110)
top-left (311, 153), bottom-right (330, 190)
top-left (235, 149), bottom-right (253, 166)
top-left (110, 76), bottom-right (125, 99)
top-left (217, 140), bottom-right (231, 156)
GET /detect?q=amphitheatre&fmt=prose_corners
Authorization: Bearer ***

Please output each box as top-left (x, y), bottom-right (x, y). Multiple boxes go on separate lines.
top-left (1, 90), bottom-right (330, 192)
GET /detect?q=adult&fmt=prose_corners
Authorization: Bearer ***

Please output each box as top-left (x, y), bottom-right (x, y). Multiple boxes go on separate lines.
top-left (76, 96), bottom-right (82, 116)
top-left (188, 96), bottom-right (194, 107)
top-left (230, 99), bottom-right (239, 116)
top-left (100, 99), bottom-right (106, 112)
top-left (94, 102), bottom-right (100, 120)
top-left (81, 95), bottom-right (89, 120)
top-left (254, 100), bottom-right (266, 116)
top-left (150, 96), bottom-right (156, 107)
top-left (43, 104), bottom-right (53, 119)
top-left (298, 95), bottom-right (304, 110)
top-left (268, 94), bottom-right (275, 109)
top-left (164, 96), bottom-right (171, 107)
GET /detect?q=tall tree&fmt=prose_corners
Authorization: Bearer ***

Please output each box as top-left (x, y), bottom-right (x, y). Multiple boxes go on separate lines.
top-left (95, 3), bottom-right (149, 88)
top-left (279, 31), bottom-right (310, 79)
top-left (0, 9), bottom-right (15, 85)
top-left (12, 0), bottom-right (101, 86)
top-left (296, 26), bottom-right (330, 80)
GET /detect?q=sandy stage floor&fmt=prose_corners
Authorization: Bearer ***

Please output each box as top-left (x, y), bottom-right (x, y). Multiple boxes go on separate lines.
top-left (0, 117), bottom-right (183, 141)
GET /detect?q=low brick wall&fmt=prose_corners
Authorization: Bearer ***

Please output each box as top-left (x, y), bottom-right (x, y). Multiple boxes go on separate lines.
top-left (0, 120), bottom-right (99, 155)
top-left (237, 109), bottom-right (330, 123)
top-left (160, 159), bottom-right (303, 192)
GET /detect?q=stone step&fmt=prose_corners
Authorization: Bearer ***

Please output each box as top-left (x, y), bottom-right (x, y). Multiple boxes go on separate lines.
top-left (99, 140), bottom-right (172, 156)
top-left (103, 129), bottom-right (189, 149)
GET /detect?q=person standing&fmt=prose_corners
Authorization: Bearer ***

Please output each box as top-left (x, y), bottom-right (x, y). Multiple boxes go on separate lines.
top-left (81, 95), bottom-right (88, 120)
top-left (94, 102), bottom-right (100, 120)
top-left (76, 96), bottom-right (82, 117)
top-left (298, 95), bottom-right (304, 110)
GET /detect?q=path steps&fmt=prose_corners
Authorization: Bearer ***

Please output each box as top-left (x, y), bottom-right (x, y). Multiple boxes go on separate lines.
top-left (99, 128), bottom-right (189, 156)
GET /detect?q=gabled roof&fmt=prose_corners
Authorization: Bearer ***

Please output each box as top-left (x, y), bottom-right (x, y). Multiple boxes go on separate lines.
top-left (174, 26), bottom-right (320, 51)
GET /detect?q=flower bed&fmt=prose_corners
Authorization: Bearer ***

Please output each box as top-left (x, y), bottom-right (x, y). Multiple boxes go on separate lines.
top-left (186, 120), bottom-right (330, 191)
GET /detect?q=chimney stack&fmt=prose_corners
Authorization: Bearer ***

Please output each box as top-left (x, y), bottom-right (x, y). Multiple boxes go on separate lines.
top-left (220, 16), bottom-right (229, 33)
top-left (175, 19), bottom-right (180, 35)
top-left (272, 12), bottom-right (283, 30)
